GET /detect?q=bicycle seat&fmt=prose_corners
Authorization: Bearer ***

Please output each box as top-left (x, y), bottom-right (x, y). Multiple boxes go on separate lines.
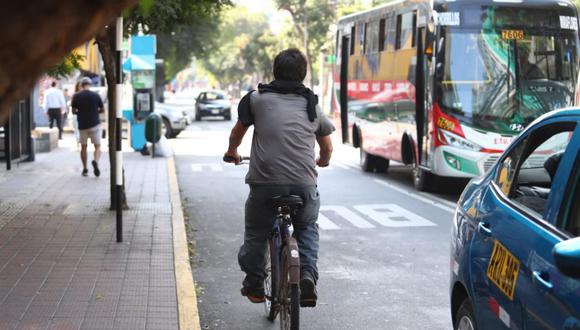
top-left (271, 195), bottom-right (304, 210)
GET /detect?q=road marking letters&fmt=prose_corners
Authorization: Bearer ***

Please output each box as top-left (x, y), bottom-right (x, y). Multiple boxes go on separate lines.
top-left (318, 204), bottom-right (437, 230)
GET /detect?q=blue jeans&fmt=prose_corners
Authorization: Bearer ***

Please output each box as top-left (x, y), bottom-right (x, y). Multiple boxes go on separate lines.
top-left (238, 184), bottom-right (320, 289)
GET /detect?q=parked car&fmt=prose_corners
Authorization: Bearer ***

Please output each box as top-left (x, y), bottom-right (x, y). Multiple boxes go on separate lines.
top-left (154, 102), bottom-right (187, 138)
top-left (450, 108), bottom-right (580, 330)
top-left (195, 90), bottom-right (231, 121)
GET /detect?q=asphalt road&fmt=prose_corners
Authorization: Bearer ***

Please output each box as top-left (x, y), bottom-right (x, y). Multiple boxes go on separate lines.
top-left (168, 99), bottom-right (463, 330)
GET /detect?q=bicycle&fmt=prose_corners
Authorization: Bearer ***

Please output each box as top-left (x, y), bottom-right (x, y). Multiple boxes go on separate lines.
top-left (223, 155), bottom-right (302, 330)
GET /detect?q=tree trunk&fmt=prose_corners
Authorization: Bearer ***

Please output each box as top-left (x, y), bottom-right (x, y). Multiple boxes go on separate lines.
top-left (96, 23), bottom-right (128, 210)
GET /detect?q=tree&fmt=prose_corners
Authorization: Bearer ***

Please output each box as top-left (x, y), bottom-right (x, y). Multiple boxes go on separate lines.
top-left (276, 0), bottom-right (335, 87)
top-left (95, 0), bottom-right (231, 209)
top-left (0, 0), bottom-right (137, 123)
top-left (198, 7), bottom-right (280, 93)
top-left (47, 52), bottom-right (85, 79)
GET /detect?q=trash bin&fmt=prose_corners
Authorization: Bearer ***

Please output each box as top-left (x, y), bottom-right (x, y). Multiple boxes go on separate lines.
top-left (145, 113), bottom-right (162, 143)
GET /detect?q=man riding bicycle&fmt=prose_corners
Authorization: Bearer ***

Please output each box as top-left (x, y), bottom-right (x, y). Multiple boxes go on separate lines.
top-left (224, 48), bottom-right (334, 307)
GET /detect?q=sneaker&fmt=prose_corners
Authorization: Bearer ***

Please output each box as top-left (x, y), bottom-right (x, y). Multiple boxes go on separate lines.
top-left (92, 160), bottom-right (100, 177)
top-left (241, 286), bottom-right (265, 304)
top-left (81, 169), bottom-right (88, 177)
top-left (300, 274), bottom-right (317, 307)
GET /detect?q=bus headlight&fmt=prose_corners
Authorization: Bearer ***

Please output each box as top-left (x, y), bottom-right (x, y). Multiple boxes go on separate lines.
top-left (439, 130), bottom-right (482, 152)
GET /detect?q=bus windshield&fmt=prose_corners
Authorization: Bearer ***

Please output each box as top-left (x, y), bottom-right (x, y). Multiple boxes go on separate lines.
top-left (437, 7), bottom-right (579, 135)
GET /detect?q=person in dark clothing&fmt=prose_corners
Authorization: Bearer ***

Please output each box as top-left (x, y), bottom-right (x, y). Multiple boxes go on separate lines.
top-left (224, 48), bottom-right (335, 307)
top-left (71, 77), bottom-right (104, 177)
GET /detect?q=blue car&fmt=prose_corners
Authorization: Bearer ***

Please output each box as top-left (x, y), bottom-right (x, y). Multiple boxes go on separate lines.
top-left (451, 109), bottom-right (580, 330)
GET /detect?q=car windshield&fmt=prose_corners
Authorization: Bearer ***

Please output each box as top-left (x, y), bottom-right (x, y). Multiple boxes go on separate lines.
top-left (204, 92), bottom-right (226, 100)
top-left (437, 6), bottom-right (579, 135)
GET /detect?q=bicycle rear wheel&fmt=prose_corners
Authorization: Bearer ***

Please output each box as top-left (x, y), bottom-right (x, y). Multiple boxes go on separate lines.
top-left (279, 246), bottom-right (299, 330)
top-left (265, 240), bottom-right (278, 321)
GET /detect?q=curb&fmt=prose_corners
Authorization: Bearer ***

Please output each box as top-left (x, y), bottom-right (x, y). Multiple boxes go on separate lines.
top-left (167, 156), bottom-right (201, 330)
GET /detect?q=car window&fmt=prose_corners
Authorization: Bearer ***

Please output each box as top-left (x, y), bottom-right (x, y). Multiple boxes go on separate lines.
top-left (496, 140), bottom-right (527, 196)
top-left (496, 123), bottom-right (576, 218)
top-left (561, 150), bottom-right (580, 237)
top-left (564, 174), bottom-right (580, 236)
top-left (206, 92), bottom-right (225, 100)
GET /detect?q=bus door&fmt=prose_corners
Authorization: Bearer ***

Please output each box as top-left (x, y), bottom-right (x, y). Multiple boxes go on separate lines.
top-left (340, 34), bottom-right (350, 144)
top-left (416, 26), bottom-right (433, 167)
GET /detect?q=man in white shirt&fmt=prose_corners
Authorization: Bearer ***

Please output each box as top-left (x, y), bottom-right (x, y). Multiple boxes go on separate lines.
top-left (43, 81), bottom-right (66, 139)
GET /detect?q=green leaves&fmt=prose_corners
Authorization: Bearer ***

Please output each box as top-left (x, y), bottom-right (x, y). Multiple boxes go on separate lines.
top-left (47, 52), bottom-right (85, 79)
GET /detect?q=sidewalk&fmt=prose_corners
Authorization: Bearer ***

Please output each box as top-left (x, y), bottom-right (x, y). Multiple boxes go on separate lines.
top-left (0, 134), bottom-right (198, 330)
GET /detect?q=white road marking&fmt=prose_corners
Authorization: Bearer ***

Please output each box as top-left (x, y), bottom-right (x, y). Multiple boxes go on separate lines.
top-left (317, 213), bottom-right (341, 230)
top-left (330, 161), bottom-right (358, 171)
top-left (354, 204), bottom-right (436, 227)
top-left (191, 163), bottom-right (223, 172)
top-left (320, 205), bottom-right (375, 228)
top-left (373, 179), bottom-right (456, 214)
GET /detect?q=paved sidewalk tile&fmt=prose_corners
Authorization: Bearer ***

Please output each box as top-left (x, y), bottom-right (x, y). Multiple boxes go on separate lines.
top-left (0, 136), bottom-right (179, 330)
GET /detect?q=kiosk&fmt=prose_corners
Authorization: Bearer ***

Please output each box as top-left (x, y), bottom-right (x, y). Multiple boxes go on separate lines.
top-left (122, 35), bottom-right (156, 151)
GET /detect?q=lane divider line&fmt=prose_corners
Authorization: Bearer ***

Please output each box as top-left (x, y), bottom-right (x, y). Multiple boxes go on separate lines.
top-left (168, 156), bottom-right (201, 330)
top-left (372, 179), bottom-right (456, 214)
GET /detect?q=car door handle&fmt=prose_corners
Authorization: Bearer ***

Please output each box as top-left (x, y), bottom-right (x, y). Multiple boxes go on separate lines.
top-left (478, 222), bottom-right (492, 237)
top-left (533, 271), bottom-right (553, 291)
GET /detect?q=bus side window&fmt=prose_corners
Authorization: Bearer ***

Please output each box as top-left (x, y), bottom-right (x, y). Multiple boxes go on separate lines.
top-left (396, 12), bottom-right (414, 50)
top-left (379, 19), bottom-right (386, 52)
top-left (395, 14), bottom-right (402, 50)
top-left (386, 17), bottom-right (397, 51)
top-left (411, 10), bottom-right (417, 48)
top-left (350, 26), bottom-right (356, 55)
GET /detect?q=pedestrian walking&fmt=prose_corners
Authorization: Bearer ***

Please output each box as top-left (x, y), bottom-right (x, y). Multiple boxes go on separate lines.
top-left (43, 81), bottom-right (67, 139)
top-left (71, 82), bottom-right (82, 147)
top-left (71, 77), bottom-right (104, 177)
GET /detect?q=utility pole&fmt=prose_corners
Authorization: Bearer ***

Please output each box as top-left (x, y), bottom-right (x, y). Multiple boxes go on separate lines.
top-left (115, 16), bottom-right (124, 243)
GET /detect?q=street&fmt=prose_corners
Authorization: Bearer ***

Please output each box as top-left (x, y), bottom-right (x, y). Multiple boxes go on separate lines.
top-left (168, 101), bottom-right (462, 330)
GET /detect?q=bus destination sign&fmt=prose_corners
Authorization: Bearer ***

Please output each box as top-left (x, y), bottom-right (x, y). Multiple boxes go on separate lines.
top-left (501, 30), bottom-right (524, 40)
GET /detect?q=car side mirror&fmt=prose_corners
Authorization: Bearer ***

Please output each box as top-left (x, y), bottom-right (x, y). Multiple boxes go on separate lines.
top-left (553, 237), bottom-right (580, 279)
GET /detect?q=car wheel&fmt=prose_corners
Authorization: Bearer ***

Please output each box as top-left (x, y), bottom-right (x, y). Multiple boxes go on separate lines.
top-left (224, 115), bottom-right (231, 121)
top-left (454, 298), bottom-right (477, 330)
top-left (413, 165), bottom-right (436, 192)
top-left (195, 112), bottom-right (201, 121)
top-left (162, 117), bottom-right (174, 139)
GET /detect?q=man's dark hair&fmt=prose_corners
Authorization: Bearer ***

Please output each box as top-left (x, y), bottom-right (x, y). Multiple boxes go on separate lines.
top-left (51, 81), bottom-right (57, 87)
top-left (273, 48), bottom-right (307, 82)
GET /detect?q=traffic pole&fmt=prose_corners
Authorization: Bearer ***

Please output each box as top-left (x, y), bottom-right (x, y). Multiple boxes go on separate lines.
top-left (115, 16), bottom-right (123, 243)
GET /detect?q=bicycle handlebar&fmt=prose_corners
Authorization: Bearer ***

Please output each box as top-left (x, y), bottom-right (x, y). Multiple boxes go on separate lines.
top-left (223, 155), bottom-right (250, 164)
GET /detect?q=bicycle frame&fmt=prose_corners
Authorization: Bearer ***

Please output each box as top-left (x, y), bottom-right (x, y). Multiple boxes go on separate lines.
top-left (269, 209), bottom-right (301, 301)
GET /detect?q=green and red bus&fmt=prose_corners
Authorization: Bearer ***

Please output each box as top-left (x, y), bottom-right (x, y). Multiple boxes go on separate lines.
top-left (333, 0), bottom-right (580, 191)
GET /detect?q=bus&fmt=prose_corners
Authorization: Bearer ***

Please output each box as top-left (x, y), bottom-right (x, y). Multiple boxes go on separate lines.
top-left (333, 0), bottom-right (580, 191)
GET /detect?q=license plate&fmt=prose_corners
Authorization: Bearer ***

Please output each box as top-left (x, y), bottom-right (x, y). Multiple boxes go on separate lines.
top-left (487, 240), bottom-right (520, 300)
top-left (211, 109), bottom-right (220, 115)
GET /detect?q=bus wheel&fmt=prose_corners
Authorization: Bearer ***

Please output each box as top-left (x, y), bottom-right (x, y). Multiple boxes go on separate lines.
top-left (413, 166), bottom-right (436, 192)
top-left (360, 147), bottom-right (375, 172)
top-left (374, 157), bottom-right (390, 173)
